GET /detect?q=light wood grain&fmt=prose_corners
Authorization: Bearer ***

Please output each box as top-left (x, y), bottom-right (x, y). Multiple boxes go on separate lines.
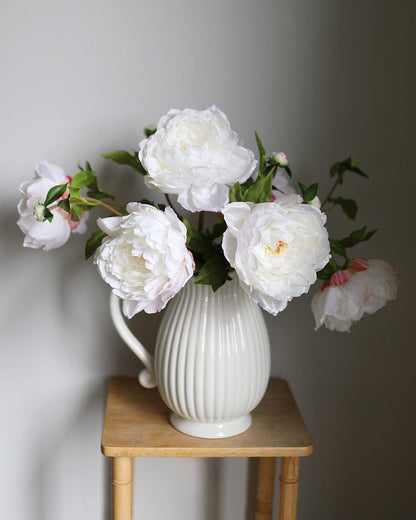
top-left (255, 457), bottom-right (276, 520)
top-left (101, 377), bottom-right (313, 458)
top-left (278, 457), bottom-right (300, 520)
top-left (112, 457), bottom-right (133, 520)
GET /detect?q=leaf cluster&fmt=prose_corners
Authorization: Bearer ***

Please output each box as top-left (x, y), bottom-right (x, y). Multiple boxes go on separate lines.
top-left (298, 182), bottom-right (319, 204)
top-left (36, 161), bottom-right (126, 259)
top-left (324, 157), bottom-right (369, 220)
top-left (183, 218), bottom-right (232, 292)
top-left (229, 133), bottom-right (284, 205)
top-left (330, 156), bottom-right (368, 179)
top-left (317, 227), bottom-right (377, 280)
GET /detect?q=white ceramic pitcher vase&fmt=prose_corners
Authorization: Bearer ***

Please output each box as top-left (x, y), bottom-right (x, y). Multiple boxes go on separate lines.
top-left (109, 276), bottom-right (271, 438)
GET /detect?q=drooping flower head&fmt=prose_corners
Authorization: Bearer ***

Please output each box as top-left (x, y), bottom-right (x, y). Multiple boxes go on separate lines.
top-left (222, 195), bottom-right (331, 315)
top-left (94, 203), bottom-right (194, 318)
top-left (311, 258), bottom-right (398, 332)
top-left (139, 106), bottom-right (257, 212)
top-left (17, 160), bottom-right (88, 251)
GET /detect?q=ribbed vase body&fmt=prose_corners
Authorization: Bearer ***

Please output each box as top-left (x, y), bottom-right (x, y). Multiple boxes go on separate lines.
top-left (154, 277), bottom-right (270, 437)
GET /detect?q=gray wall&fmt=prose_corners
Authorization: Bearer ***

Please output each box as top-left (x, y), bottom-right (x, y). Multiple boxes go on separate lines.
top-left (1, 1), bottom-right (415, 518)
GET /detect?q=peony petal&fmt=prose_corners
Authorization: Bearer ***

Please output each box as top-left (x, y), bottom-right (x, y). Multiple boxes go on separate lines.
top-left (139, 106), bottom-right (257, 213)
top-left (94, 203), bottom-right (194, 318)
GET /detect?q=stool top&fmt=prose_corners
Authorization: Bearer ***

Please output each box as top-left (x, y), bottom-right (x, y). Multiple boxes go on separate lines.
top-left (101, 377), bottom-right (313, 458)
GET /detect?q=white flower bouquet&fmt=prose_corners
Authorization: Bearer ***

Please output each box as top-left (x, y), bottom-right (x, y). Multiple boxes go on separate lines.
top-left (17, 106), bottom-right (398, 331)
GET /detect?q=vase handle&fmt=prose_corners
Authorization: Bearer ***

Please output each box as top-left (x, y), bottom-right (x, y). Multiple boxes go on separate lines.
top-left (109, 292), bottom-right (156, 389)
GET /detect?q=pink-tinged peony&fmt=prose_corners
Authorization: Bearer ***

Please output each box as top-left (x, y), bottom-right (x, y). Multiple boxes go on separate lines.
top-left (94, 203), bottom-right (194, 318)
top-left (222, 195), bottom-right (330, 315)
top-left (139, 106), bottom-right (257, 212)
top-left (17, 160), bottom-right (88, 251)
top-left (311, 258), bottom-right (398, 332)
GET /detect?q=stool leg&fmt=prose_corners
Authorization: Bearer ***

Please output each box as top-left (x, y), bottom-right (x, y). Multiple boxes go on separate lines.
top-left (112, 457), bottom-right (134, 520)
top-left (255, 457), bottom-right (276, 520)
top-left (278, 457), bottom-right (300, 520)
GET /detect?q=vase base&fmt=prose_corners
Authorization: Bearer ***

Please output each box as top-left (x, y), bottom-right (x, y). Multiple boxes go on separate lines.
top-left (169, 412), bottom-right (252, 439)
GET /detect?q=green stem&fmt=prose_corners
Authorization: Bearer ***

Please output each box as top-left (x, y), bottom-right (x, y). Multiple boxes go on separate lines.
top-left (84, 197), bottom-right (123, 216)
top-left (50, 197), bottom-right (123, 216)
top-left (320, 167), bottom-right (346, 209)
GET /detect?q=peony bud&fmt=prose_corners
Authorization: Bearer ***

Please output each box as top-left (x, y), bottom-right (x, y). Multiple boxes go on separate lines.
top-left (271, 152), bottom-right (288, 167)
top-left (33, 204), bottom-right (47, 222)
top-left (308, 196), bottom-right (321, 208)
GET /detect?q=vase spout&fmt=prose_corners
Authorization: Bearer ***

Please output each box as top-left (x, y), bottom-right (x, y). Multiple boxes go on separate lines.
top-left (109, 292), bottom-right (156, 389)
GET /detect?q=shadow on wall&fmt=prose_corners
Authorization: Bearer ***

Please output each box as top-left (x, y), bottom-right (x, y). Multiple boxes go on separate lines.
top-left (30, 380), bottom-right (110, 520)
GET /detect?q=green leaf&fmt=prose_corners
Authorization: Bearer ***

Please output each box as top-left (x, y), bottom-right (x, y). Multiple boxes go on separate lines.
top-left (86, 190), bottom-right (106, 200)
top-left (144, 125), bottom-right (157, 138)
top-left (363, 228), bottom-right (377, 241)
top-left (317, 262), bottom-right (336, 281)
top-left (43, 207), bottom-right (54, 223)
top-left (298, 182), bottom-right (319, 203)
top-left (68, 186), bottom-right (90, 204)
top-left (85, 230), bottom-right (107, 260)
top-left (330, 197), bottom-right (358, 220)
top-left (264, 164), bottom-right (277, 178)
top-left (187, 228), bottom-right (214, 255)
top-left (243, 172), bottom-right (273, 203)
top-left (44, 183), bottom-right (68, 207)
top-left (193, 256), bottom-right (232, 292)
top-left (339, 227), bottom-right (366, 248)
top-left (349, 165), bottom-right (368, 178)
top-left (345, 157), bottom-right (368, 178)
top-left (211, 218), bottom-right (227, 239)
top-left (82, 169), bottom-right (115, 201)
top-left (101, 150), bottom-right (147, 175)
top-left (330, 162), bottom-right (343, 177)
top-left (329, 239), bottom-right (347, 259)
top-left (230, 173), bottom-right (273, 204)
top-left (331, 157), bottom-right (369, 179)
top-left (71, 170), bottom-right (96, 189)
top-left (71, 203), bottom-right (84, 221)
top-left (183, 219), bottom-right (192, 247)
top-left (339, 227), bottom-right (377, 248)
top-left (58, 198), bottom-right (70, 213)
top-left (229, 182), bottom-right (244, 202)
top-left (255, 132), bottom-right (267, 177)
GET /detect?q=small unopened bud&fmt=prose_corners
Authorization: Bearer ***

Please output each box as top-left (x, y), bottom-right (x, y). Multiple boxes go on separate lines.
top-left (308, 196), bottom-right (321, 208)
top-left (34, 204), bottom-right (47, 222)
top-left (271, 152), bottom-right (288, 167)
top-left (144, 125), bottom-right (157, 138)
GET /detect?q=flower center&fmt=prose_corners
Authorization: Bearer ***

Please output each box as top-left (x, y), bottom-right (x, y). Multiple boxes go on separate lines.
top-left (264, 241), bottom-right (288, 256)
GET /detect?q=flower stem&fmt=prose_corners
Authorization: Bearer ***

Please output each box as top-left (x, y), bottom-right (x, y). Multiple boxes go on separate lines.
top-left (198, 211), bottom-right (205, 231)
top-left (320, 167), bottom-right (346, 209)
top-left (83, 197), bottom-right (123, 216)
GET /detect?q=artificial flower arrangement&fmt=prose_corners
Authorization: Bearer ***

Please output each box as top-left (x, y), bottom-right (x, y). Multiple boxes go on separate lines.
top-left (17, 106), bottom-right (398, 332)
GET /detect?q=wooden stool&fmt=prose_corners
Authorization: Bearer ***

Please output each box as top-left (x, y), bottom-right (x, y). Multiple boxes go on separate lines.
top-left (101, 377), bottom-right (313, 520)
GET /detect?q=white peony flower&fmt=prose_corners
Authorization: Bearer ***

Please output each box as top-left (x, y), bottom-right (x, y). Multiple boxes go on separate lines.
top-left (139, 106), bottom-right (257, 212)
top-left (94, 203), bottom-right (194, 318)
top-left (222, 195), bottom-right (331, 315)
top-left (311, 258), bottom-right (398, 332)
top-left (17, 160), bottom-right (88, 251)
